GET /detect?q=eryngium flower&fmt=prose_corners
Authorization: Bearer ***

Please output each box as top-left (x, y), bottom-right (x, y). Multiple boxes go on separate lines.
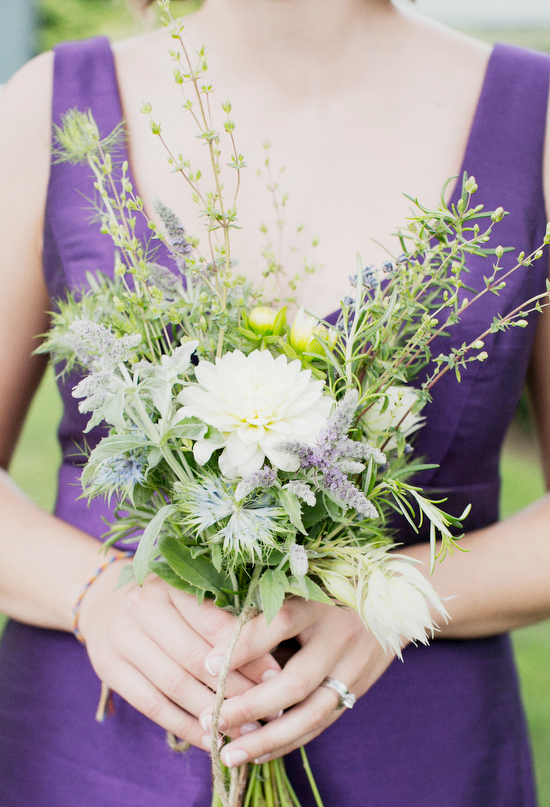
top-left (177, 350), bottom-right (333, 478)
top-left (315, 548), bottom-right (448, 660)
top-left (175, 476), bottom-right (288, 562)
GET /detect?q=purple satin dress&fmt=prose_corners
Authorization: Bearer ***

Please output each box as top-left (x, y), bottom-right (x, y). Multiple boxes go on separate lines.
top-left (0, 37), bottom-right (548, 806)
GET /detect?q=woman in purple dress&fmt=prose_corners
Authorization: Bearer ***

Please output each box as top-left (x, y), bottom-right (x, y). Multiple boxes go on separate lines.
top-left (1, 1), bottom-right (550, 805)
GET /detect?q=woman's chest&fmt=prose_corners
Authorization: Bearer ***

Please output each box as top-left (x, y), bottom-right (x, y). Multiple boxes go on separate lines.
top-left (120, 72), bottom-right (479, 315)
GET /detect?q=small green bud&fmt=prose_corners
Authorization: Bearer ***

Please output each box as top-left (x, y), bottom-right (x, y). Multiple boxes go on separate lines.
top-left (477, 351), bottom-right (488, 362)
top-left (248, 305), bottom-right (287, 336)
top-left (495, 245), bottom-right (504, 259)
top-left (464, 176), bottom-right (478, 194)
top-left (222, 100), bottom-right (232, 113)
top-left (473, 340), bottom-right (485, 350)
top-left (491, 207), bottom-right (505, 223)
top-left (515, 319), bottom-right (529, 328)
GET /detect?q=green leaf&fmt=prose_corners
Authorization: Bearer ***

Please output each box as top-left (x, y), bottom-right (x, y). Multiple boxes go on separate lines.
top-left (150, 560), bottom-right (204, 596)
top-left (146, 447), bottom-right (163, 471)
top-left (278, 488), bottom-right (306, 534)
top-left (103, 392), bottom-right (127, 432)
top-left (134, 504), bottom-right (176, 584)
top-left (301, 497), bottom-right (328, 530)
top-left (164, 417), bottom-right (208, 442)
top-left (158, 534), bottom-right (231, 603)
top-left (260, 569), bottom-right (288, 624)
top-left (86, 433), bottom-right (149, 466)
top-left (115, 562), bottom-right (137, 590)
top-left (287, 575), bottom-right (334, 606)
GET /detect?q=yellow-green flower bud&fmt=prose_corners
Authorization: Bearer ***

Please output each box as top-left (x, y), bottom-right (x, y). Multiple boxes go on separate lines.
top-left (464, 175), bottom-right (478, 194)
top-left (248, 306), bottom-right (278, 335)
top-left (248, 305), bottom-right (287, 336)
top-left (289, 307), bottom-right (332, 355)
top-left (319, 570), bottom-right (357, 608)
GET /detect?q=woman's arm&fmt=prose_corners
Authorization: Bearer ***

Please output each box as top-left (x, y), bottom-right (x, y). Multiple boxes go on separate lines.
top-left (0, 56), bottom-right (278, 750)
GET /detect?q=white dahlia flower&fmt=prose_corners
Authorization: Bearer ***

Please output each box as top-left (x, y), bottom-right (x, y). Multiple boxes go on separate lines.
top-left (177, 349), bottom-right (334, 478)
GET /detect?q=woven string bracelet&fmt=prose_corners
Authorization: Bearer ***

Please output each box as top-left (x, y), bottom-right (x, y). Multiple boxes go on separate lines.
top-left (72, 552), bottom-right (132, 645)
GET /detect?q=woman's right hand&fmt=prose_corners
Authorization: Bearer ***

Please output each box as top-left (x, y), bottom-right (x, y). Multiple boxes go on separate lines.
top-left (77, 559), bottom-right (281, 750)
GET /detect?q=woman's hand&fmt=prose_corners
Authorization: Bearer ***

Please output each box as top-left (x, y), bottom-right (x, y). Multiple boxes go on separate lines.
top-left (199, 598), bottom-right (398, 767)
top-left (77, 560), bottom-right (282, 750)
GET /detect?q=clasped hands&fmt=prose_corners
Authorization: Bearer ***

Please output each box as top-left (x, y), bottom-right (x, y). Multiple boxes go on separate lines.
top-left (78, 568), bottom-right (397, 768)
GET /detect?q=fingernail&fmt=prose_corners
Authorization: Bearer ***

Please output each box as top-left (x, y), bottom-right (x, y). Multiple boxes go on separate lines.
top-left (200, 713), bottom-right (227, 732)
top-left (261, 668), bottom-right (279, 682)
top-left (265, 710), bottom-right (283, 721)
top-left (254, 753), bottom-right (271, 764)
top-left (205, 656), bottom-right (224, 676)
top-left (224, 749), bottom-right (248, 768)
top-left (240, 722), bottom-right (260, 735)
top-left (201, 734), bottom-right (223, 751)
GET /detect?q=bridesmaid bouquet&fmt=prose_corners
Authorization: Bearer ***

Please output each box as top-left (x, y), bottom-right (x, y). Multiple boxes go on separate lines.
top-left (40, 3), bottom-right (550, 805)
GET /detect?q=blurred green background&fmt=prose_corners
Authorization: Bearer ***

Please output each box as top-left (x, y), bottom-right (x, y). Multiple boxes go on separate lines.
top-left (2, 1), bottom-right (550, 804)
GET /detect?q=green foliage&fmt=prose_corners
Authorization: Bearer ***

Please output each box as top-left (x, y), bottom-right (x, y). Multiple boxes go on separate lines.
top-left (37, 0), bottom-right (202, 52)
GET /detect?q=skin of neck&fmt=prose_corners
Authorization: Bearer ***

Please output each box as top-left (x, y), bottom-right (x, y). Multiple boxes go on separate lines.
top-left (188, 0), bottom-right (401, 98)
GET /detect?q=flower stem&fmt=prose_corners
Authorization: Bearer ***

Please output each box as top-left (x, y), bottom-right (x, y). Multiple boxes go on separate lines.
top-left (211, 567), bottom-right (262, 807)
top-left (300, 747), bottom-right (325, 807)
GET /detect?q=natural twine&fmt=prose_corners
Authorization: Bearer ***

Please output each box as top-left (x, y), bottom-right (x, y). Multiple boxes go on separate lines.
top-left (210, 603), bottom-right (258, 807)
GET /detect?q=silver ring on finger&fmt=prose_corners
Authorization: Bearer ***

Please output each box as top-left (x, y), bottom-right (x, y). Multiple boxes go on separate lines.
top-left (321, 677), bottom-right (356, 710)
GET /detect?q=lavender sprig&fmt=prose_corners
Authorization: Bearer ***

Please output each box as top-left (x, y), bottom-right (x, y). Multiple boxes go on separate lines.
top-left (280, 390), bottom-right (385, 518)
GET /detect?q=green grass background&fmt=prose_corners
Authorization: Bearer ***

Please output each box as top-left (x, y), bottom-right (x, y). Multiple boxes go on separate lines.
top-left (3, 4), bottom-right (550, 804)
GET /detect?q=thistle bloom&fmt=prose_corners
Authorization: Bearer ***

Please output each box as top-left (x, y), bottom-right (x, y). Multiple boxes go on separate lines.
top-left (176, 476), bottom-right (287, 562)
top-left (177, 349), bottom-right (333, 478)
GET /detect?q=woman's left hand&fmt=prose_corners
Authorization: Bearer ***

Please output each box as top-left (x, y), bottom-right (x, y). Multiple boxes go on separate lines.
top-left (198, 598), bottom-right (399, 767)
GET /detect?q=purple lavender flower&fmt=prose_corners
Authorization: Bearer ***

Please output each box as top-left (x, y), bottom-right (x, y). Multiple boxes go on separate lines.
top-left (153, 199), bottom-right (193, 272)
top-left (146, 261), bottom-right (185, 297)
top-left (234, 465), bottom-right (277, 502)
top-left (279, 390), bottom-right (384, 519)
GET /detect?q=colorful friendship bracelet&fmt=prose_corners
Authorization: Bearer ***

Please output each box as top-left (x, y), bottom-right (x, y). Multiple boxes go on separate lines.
top-left (72, 552), bottom-right (132, 645)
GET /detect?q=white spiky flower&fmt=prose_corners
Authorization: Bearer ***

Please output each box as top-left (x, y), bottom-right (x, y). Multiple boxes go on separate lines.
top-left (315, 549), bottom-right (448, 660)
top-left (362, 386), bottom-right (424, 448)
top-left (357, 550), bottom-right (449, 660)
top-left (177, 349), bottom-right (334, 478)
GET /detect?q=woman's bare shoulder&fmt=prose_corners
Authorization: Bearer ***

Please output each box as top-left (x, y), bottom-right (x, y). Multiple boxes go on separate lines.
top-left (0, 50), bottom-right (53, 127)
top-left (0, 50), bottom-right (53, 181)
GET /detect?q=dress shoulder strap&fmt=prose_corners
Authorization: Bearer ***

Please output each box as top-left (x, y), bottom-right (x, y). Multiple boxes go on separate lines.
top-left (459, 43), bottom-right (550, 234)
top-left (43, 37), bottom-right (123, 301)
